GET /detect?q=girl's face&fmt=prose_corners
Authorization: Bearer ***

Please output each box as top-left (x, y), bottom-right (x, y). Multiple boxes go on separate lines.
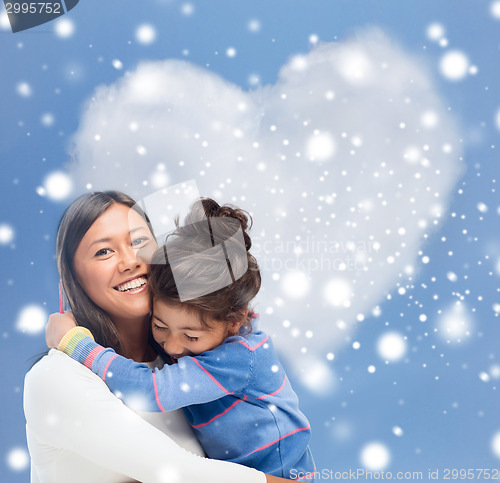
top-left (73, 203), bottom-right (155, 323)
top-left (151, 300), bottom-right (241, 362)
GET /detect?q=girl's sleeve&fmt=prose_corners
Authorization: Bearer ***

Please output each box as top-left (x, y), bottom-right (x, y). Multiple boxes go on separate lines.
top-left (58, 328), bottom-right (253, 412)
top-left (23, 350), bottom-right (265, 483)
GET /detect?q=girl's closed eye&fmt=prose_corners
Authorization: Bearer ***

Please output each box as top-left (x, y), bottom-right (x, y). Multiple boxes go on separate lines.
top-left (185, 334), bottom-right (199, 342)
top-left (153, 323), bottom-right (167, 331)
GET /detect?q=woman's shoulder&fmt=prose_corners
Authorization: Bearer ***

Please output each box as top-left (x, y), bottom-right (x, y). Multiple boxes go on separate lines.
top-left (27, 349), bottom-right (92, 377)
top-left (24, 349), bottom-right (105, 400)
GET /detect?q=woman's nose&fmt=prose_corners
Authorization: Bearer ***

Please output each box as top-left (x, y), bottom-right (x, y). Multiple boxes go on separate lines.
top-left (117, 246), bottom-right (141, 272)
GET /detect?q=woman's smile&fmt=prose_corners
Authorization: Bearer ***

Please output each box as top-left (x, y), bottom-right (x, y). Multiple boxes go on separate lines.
top-left (114, 275), bottom-right (148, 293)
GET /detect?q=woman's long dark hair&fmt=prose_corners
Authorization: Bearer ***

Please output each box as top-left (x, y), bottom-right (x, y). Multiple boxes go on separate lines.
top-left (57, 191), bottom-right (151, 354)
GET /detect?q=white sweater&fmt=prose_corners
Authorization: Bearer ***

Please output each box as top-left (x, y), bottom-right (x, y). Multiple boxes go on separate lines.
top-left (24, 349), bottom-right (266, 483)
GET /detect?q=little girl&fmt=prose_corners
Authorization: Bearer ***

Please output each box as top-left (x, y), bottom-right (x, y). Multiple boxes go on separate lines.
top-left (50, 198), bottom-right (315, 480)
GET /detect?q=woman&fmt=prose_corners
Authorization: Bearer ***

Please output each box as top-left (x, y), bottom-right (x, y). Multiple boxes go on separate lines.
top-left (23, 191), bottom-right (292, 483)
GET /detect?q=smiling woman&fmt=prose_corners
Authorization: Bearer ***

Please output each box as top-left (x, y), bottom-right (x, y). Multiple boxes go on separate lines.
top-left (23, 191), bottom-right (289, 483)
top-left (54, 192), bottom-right (155, 358)
top-left (71, 203), bottom-right (154, 359)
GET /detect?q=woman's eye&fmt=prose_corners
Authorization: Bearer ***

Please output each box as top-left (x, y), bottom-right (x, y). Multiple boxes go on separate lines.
top-left (94, 248), bottom-right (112, 257)
top-left (132, 236), bottom-right (149, 247)
top-left (185, 335), bottom-right (199, 342)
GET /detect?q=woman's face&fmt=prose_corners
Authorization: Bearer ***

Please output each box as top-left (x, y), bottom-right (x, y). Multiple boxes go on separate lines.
top-left (73, 203), bottom-right (155, 322)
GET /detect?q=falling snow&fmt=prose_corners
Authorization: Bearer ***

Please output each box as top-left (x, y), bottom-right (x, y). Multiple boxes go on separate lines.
top-left (306, 131), bottom-right (336, 162)
top-left (426, 23), bottom-right (446, 42)
top-left (40, 112), bottom-right (55, 127)
top-left (54, 18), bottom-right (75, 38)
top-left (360, 442), bottom-right (390, 471)
top-left (376, 332), bottom-right (407, 362)
top-left (15, 305), bottom-right (47, 335)
top-left (438, 302), bottom-right (473, 343)
top-left (282, 270), bottom-right (310, 298)
top-left (495, 108), bottom-right (500, 131)
top-left (247, 19), bottom-right (261, 32)
top-left (0, 224), bottom-right (15, 244)
top-left (6, 448), bottom-right (29, 472)
top-left (41, 171), bottom-right (73, 201)
top-left (2, 3), bottom-right (499, 480)
top-left (439, 50), bottom-right (470, 81)
top-left (16, 82), bottom-right (32, 97)
top-left (181, 3), bottom-right (195, 16)
top-left (490, 1), bottom-right (500, 19)
top-left (112, 59), bottom-right (124, 70)
top-left (0, 12), bottom-right (10, 30)
top-left (492, 431), bottom-right (500, 459)
top-left (135, 24), bottom-right (157, 45)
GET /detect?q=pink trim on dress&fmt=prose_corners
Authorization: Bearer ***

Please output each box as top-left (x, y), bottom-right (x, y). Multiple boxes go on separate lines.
top-left (192, 358), bottom-right (230, 394)
top-left (256, 375), bottom-right (287, 399)
top-left (246, 424), bottom-right (311, 456)
top-left (192, 398), bottom-right (244, 429)
top-left (102, 354), bottom-right (119, 382)
top-left (237, 334), bottom-right (269, 351)
top-left (152, 371), bottom-right (167, 412)
top-left (84, 346), bottom-right (104, 369)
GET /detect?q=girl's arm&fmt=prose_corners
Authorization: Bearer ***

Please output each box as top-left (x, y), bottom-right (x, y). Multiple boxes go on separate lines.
top-left (24, 350), bottom-right (267, 483)
top-left (57, 326), bottom-right (252, 412)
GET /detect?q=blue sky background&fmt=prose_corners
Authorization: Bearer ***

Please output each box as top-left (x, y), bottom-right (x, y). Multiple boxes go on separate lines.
top-left (1, 0), bottom-right (499, 480)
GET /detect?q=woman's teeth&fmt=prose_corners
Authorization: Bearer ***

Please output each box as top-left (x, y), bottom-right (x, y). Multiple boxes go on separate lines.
top-left (115, 277), bottom-right (147, 292)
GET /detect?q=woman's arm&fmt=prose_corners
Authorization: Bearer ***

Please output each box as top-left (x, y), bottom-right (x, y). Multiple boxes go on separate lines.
top-left (24, 350), bottom-right (266, 483)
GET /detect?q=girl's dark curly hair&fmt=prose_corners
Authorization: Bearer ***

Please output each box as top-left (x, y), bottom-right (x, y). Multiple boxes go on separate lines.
top-left (148, 198), bottom-right (260, 334)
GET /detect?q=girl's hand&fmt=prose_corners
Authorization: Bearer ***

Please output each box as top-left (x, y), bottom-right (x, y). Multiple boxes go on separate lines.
top-left (265, 475), bottom-right (296, 482)
top-left (46, 312), bottom-right (77, 348)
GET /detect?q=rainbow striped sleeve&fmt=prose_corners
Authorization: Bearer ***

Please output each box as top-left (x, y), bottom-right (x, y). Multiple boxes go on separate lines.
top-left (57, 326), bottom-right (106, 370)
top-left (58, 326), bottom-right (94, 353)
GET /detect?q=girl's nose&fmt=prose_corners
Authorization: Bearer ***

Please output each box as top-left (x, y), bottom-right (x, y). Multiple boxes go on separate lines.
top-left (164, 337), bottom-right (184, 357)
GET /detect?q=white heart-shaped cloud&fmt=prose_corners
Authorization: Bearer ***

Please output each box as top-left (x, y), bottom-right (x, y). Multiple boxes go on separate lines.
top-left (69, 29), bottom-right (463, 390)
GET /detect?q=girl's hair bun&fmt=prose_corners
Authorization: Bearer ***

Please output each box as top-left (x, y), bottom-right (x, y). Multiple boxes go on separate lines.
top-left (200, 198), bottom-right (253, 251)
